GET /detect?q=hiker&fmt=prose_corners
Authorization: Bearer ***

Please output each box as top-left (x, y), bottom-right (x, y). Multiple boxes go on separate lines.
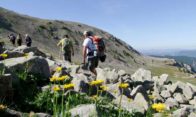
top-left (25, 34), bottom-right (32, 47)
top-left (16, 33), bottom-right (22, 46)
top-left (57, 35), bottom-right (74, 62)
top-left (82, 31), bottom-right (98, 76)
top-left (8, 33), bottom-right (16, 46)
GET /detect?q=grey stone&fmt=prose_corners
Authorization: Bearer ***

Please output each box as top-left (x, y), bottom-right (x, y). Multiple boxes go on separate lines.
top-left (133, 93), bottom-right (149, 110)
top-left (131, 68), bottom-right (152, 82)
top-left (189, 97), bottom-right (196, 106)
top-left (96, 68), bottom-right (119, 84)
top-left (118, 70), bottom-right (126, 76)
top-left (160, 90), bottom-right (171, 99)
top-left (173, 106), bottom-right (196, 117)
top-left (158, 74), bottom-right (168, 85)
top-left (113, 95), bottom-right (145, 114)
top-left (69, 104), bottom-right (98, 117)
top-left (165, 98), bottom-right (179, 109)
top-left (168, 81), bottom-right (185, 94)
top-left (13, 45), bottom-right (46, 57)
top-left (71, 73), bottom-right (89, 93)
top-left (187, 83), bottom-right (196, 93)
top-left (174, 93), bottom-right (188, 104)
top-left (183, 85), bottom-right (195, 100)
top-left (2, 56), bottom-right (50, 79)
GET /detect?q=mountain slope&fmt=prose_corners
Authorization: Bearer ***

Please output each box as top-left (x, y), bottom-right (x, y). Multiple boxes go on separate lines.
top-left (0, 7), bottom-right (195, 84)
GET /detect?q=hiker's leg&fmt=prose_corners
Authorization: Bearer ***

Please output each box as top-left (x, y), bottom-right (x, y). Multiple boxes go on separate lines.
top-left (88, 57), bottom-right (97, 76)
top-left (68, 52), bottom-right (71, 62)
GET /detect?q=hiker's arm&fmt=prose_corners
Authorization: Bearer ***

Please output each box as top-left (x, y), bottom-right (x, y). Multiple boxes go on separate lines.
top-left (57, 39), bottom-right (63, 46)
top-left (83, 46), bottom-right (87, 64)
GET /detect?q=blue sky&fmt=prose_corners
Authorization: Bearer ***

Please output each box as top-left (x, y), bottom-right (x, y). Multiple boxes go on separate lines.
top-left (0, 0), bottom-right (196, 51)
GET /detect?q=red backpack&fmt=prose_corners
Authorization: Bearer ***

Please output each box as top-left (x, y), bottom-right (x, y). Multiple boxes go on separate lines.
top-left (93, 36), bottom-right (105, 52)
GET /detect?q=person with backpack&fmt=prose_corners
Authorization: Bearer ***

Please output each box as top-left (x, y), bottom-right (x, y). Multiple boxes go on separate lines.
top-left (57, 35), bottom-right (74, 62)
top-left (82, 31), bottom-right (98, 76)
top-left (93, 36), bottom-right (106, 62)
top-left (8, 33), bottom-right (16, 46)
top-left (25, 34), bottom-right (32, 47)
top-left (16, 33), bottom-right (22, 46)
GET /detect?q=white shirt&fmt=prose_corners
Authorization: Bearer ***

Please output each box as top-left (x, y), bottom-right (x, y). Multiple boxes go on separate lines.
top-left (83, 37), bottom-right (96, 58)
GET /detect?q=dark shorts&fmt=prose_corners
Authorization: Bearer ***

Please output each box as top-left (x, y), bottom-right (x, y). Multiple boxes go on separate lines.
top-left (87, 57), bottom-right (98, 71)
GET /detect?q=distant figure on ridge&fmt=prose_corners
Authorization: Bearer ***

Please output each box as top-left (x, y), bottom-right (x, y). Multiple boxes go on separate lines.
top-left (25, 34), bottom-right (32, 47)
top-left (8, 33), bottom-right (16, 46)
top-left (82, 31), bottom-right (98, 76)
top-left (16, 33), bottom-right (22, 46)
top-left (57, 35), bottom-right (74, 62)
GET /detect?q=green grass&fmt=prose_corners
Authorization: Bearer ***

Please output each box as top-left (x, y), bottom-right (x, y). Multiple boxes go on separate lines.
top-left (149, 65), bottom-right (196, 85)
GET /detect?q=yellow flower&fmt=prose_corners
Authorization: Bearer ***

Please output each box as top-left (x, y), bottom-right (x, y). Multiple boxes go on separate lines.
top-left (89, 80), bottom-right (104, 86)
top-left (119, 83), bottom-right (129, 89)
top-left (24, 53), bottom-right (29, 58)
top-left (53, 85), bottom-right (60, 91)
top-left (0, 53), bottom-right (8, 58)
top-left (0, 104), bottom-right (7, 110)
top-left (100, 85), bottom-right (108, 91)
top-left (63, 83), bottom-right (75, 90)
top-left (50, 76), bottom-right (58, 82)
top-left (57, 75), bottom-right (69, 81)
top-left (152, 103), bottom-right (166, 112)
top-left (55, 67), bottom-right (62, 72)
top-left (91, 95), bottom-right (98, 100)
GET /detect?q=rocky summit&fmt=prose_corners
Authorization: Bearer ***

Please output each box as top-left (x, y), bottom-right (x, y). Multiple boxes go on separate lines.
top-left (0, 45), bottom-right (195, 117)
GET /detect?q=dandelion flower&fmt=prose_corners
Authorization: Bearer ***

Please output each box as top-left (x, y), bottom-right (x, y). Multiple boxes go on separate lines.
top-left (119, 83), bottom-right (129, 89)
top-left (55, 67), bottom-right (62, 72)
top-left (63, 83), bottom-right (75, 90)
top-left (100, 85), bottom-right (108, 91)
top-left (89, 80), bottom-right (104, 86)
top-left (24, 53), bottom-right (29, 58)
top-left (0, 104), bottom-right (7, 110)
top-left (57, 75), bottom-right (69, 81)
top-left (53, 85), bottom-right (60, 91)
top-left (0, 53), bottom-right (8, 59)
top-left (152, 103), bottom-right (166, 112)
top-left (50, 76), bottom-right (58, 82)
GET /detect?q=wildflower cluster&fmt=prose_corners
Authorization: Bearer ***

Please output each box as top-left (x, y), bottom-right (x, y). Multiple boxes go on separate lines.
top-left (152, 103), bottom-right (166, 112)
top-left (89, 80), bottom-right (104, 86)
top-left (119, 83), bottom-right (129, 89)
top-left (0, 104), bottom-right (7, 110)
top-left (63, 83), bottom-right (75, 90)
top-left (50, 75), bottom-right (69, 82)
top-left (55, 67), bottom-right (62, 72)
top-left (0, 53), bottom-right (8, 59)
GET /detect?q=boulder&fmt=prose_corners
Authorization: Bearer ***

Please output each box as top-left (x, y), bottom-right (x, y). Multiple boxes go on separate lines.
top-left (69, 104), bottom-right (98, 117)
top-left (131, 68), bottom-right (152, 82)
top-left (118, 70), bottom-right (126, 76)
top-left (3, 50), bottom-right (24, 59)
top-left (160, 90), bottom-right (171, 99)
top-left (157, 74), bottom-right (168, 85)
top-left (183, 85), bottom-right (195, 100)
top-left (2, 56), bottom-right (50, 79)
top-left (133, 93), bottom-right (149, 110)
top-left (96, 68), bottom-right (119, 84)
top-left (35, 113), bottom-right (52, 117)
top-left (188, 113), bottom-right (196, 117)
top-left (71, 73), bottom-right (90, 93)
top-left (189, 97), bottom-right (196, 106)
top-left (13, 45), bottom-right (46, 57)
top-left (113, 95), bottom-right (145, 114)
top-left (168, 81), bottom-right (185, 94)
top-left (165, 98), bottom-right (179, 109)
top-left (172, 106), bottom-right (196, 117)
top-left (174, 93), bottom-right (188, 104)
